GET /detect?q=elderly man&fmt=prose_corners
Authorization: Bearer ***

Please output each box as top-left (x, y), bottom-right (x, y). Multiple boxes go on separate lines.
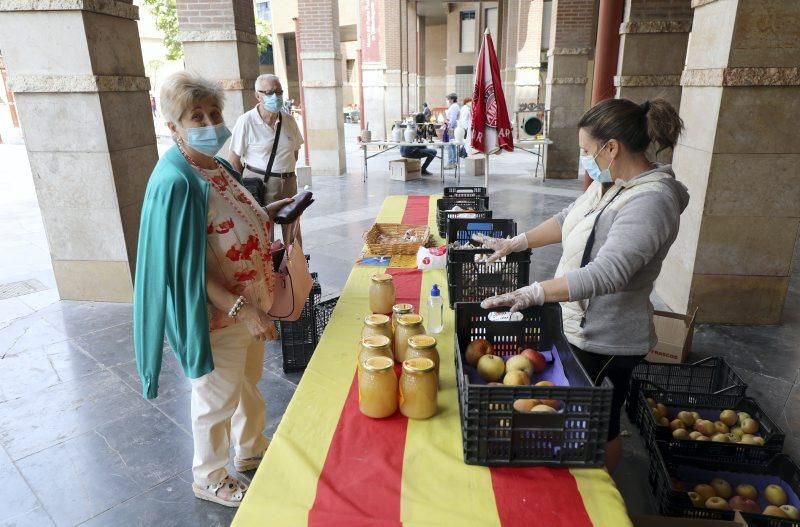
top-left (229, 74), bottom-right (304, 244)
top-left (444, 93), bottom-right (460, 169)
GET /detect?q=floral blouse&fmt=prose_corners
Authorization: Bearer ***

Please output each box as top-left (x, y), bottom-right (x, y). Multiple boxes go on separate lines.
top-left (200, 165), bottom-right (275, 331)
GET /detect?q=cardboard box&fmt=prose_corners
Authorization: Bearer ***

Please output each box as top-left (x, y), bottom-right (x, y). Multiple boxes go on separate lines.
top-left (631, 512), bottom-right (747, 527)
top-left (389, 159), bottom-right (422, 181)
top-left (645, 308), bottom-right (699, 364)
top-left (465, 156), bottom-right (485, 177)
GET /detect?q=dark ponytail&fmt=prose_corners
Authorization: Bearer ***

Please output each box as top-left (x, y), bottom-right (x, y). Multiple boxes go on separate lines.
top-left (578, 98), bottom-right (684, 154)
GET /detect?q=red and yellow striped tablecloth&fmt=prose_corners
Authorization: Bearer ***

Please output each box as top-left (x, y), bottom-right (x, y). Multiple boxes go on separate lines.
top-left (233, 195), bottom-right (632, 527)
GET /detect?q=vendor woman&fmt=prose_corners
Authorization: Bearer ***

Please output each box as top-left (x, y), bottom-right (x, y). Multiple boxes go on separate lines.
top-left (476, 98), bottom-right (690, 472)
top-left (133, 71), bottom-right (294, 507)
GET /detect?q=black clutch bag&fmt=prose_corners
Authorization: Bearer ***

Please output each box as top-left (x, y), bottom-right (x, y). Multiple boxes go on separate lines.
top-left (274, 190), bottom-right (314, 224)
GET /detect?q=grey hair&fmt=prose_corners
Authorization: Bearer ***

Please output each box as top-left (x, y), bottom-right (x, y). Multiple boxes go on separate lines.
top-left (159, 71), bottom-right (224, 124)
top-left (255, 74), bottom-right (280, 90)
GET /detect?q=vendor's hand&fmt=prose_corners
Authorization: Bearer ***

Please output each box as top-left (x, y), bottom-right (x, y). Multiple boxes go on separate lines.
top-left (265, 197), bottom-right (294, 221)
top-left (238, 305), bottom-right (277, 341)
top-left (471, 233), bottom-right (528, 263)
top-left (481, 282), bottom-right (545, 312)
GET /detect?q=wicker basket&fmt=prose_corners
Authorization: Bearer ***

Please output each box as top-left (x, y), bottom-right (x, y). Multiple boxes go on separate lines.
top-left (364, 223), bottom-right (431, 255)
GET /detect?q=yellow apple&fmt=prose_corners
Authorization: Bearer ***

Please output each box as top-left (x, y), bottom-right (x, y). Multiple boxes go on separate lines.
top-left (678, 411), bottom-right (696, 427)
top-left (694, 484), bottom-right (716, 502)
top-left (713, 421), bottom-right (730, 434)
top-left (764, 484), bottom-right (788, 506)
top-left (672, 428), bottom-right (689, 440)
top-left (476, 354), bottom-right (505, 382)
top-left (688, 491), bottom-right (704, 508)
top-left (741, 418), bottom-right (759, 435)
top-left (736, 484), bottom-right (758, 500)
top-left (503, 370), bottom-right (530, 386)
top-left (705, 497), bottom-right (730, 510)
top-left (711, 478), bottom-right (732, 499)
top-left (531, 404), bottom-right (557, 413)
top-left (763, 505), bottom-right (788, 518)
top-left (506, 354), bottom-right (534, 376)
top-left (719, 409), bottom-right (738, 427)
top-left (780, 505), bottom-right (799, 520)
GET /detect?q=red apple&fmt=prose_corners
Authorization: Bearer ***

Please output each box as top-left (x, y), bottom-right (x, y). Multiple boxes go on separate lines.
top-left (728, 496), bottom-right (760, 514)
top-left (466, 339), bottom-right (493, 367)
top-left (521, 348), bottom-right (546, 373)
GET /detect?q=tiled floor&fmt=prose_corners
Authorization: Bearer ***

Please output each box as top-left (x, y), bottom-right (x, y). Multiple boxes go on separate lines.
top-left (0, 124), bottom-right (797, 526)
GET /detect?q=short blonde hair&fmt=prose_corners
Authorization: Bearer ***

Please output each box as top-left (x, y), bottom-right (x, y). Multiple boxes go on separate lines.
top-left (159, 71), bottom-right (225, 124)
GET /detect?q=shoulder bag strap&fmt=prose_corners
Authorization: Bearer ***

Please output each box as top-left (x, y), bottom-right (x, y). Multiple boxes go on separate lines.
top-left (578, 185), bottom-right (624, 328)
top-left (264, 112), bottom-right (283, 179)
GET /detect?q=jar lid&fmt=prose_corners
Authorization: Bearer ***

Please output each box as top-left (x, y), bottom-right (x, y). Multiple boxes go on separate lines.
top-left (362, 335), bottom-right (391, 348)
top-left (364, 314), bottom-right (390, 327)
top-left (408, 334), bottom-right (437, 349)
top-left (392, 303), bottom-right (413, 314)
top-left (363, 356), bottom-right (395, 372)
top-left (397, 313), bottom-right (423, 326)
top-left (403, 357), bottom-right (435, 373)
top-left (371, 273), bottom-right (393, 283)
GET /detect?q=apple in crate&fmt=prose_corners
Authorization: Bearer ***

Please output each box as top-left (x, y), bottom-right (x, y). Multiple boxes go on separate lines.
top-left (503, 370), bottom-right (530, 386)
top-left (476, 354), bottom-right (505, 382)
top-left (735, 484), bottom-right (758, 500)
top-left (466, 339), bottom-right (493, 367)
top-left (764, 484), bottom-right (788, 506)
top-left (521, 348), bottom-right (546, 373)
top-left (506, 354), bottom-right (534, 376)
top-left (728, 496), bottom-right (759, 514)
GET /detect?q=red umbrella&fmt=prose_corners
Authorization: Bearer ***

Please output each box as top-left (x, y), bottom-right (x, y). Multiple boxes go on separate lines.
top-left (471, 28), bottom-right (514, 166)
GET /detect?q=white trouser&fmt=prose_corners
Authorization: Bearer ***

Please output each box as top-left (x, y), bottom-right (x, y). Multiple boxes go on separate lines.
top-left (191, 323), bottom-right (269, 486)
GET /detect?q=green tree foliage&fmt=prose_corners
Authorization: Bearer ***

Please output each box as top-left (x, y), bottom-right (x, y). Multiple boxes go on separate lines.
top-left (256, 18), bottom-right (272, 57)
top-left (142, 0), bottom-right (183, 60)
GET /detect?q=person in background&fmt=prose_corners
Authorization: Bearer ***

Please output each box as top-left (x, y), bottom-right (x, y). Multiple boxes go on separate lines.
top-left (228, 74), bottom-right (304, 245)
top-left (150, 93), bottom-right (157, 117)
top-left (458, 97), bottom-right (473, 158)
top-left (135, 71), bottom-right (295, 508)
top-left (444, 93), bottom-right (460, 169)
top-left (422, 102), bottom-right (432, 122)
top-left (476, 98), bottom-right (689, 473)
top-left (400, 113), bottom-right (437, 175)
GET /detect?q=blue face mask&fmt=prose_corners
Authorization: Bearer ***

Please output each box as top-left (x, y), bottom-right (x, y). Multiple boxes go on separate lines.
top-left (185, 123), bottom-right (232, 156)
top-left (262, 94), bottom-right (283, 113)
top-left (580, 142), bottom-right (614, 183)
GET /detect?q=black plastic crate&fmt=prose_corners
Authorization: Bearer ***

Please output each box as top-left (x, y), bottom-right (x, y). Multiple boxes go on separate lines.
top-left (446, 217), bottom-right (515, 246)
top-left (436, 197), bottom-right (492, 238)
top-left (636, 381), bottom-right (784, 465)
top-left (649, 441), bottom-right (800, 527)
top-left (626, 357), bottom-right (747, 425)
top-left (278, 273), bottom-right (323, 373)
top-left (454, 302), bottom-right (613, 467)
top-left (444, 186), bottom-right (487, 197)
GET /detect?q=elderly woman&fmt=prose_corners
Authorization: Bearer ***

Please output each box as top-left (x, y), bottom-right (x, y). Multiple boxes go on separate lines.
top-left (476, 98), bottom-right (690, 472)
top-left (134, 72), bottom-right (293, 507)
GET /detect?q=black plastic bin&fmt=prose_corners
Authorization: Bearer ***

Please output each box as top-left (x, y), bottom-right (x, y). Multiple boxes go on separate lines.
top-left (436, 196), bottom-right (492, 238)
top-left (444, 186), bottom-right (487, 197)
top-left (454, 302), bottom-right (613, 467)
top-left (277, 273), bottom-right (338, 373)
top-left (446, 219), bottom-right (530, 309)
top-left (649, 440), bottom-right (800, 527)
top-left (626, 357), bottom-right (747, 425)
top-left (636, 380), bottom-right (784, 465)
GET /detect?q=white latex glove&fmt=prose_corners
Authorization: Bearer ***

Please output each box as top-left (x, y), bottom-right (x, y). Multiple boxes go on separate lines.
top-left (471, 233), bottom-right (528, 263)
top-left (481, 282), bottom-right (545, 312)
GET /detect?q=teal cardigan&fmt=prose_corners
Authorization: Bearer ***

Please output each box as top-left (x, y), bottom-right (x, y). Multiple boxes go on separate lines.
top-left (133, 145), bottom-right (242, 399)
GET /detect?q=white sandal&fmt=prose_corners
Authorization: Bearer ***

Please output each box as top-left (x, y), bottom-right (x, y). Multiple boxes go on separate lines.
top-left (234, 443), bottom-right (269, 472)
top-left (192, 475), bottom-right (248, 508)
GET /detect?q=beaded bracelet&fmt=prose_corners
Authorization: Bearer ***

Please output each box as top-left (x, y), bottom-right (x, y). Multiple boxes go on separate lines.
top-left (228, 295), bottom-right (248, 318)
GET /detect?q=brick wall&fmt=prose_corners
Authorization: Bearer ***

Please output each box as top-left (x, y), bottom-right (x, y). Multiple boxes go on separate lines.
top-left (517, 0), bottom-right (544, 63)
top-left (504, 0), bottom-right (520, 66)
top-left (384, 0), bottom-right (402, 68)
top-left (627, 0), bottom-right (693, 21)
top-left (177, 0), bottom-right (236, 31)
top-left (297, 0), bottom-right (342, 53)
top-left (550, 0), bottom-right (596, 49)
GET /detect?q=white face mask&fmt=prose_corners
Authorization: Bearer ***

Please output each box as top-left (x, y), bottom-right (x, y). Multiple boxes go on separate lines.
top-left (580, 142), bottom-right (614, 183)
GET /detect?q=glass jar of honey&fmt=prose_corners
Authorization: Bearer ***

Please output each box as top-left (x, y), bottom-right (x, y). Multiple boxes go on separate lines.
top-left (362, 314), bottom-right (393, 355)
top-left (399, 357), bottom-right (438, 419)
top-left (359, 356), bottom-right (398, 418)
top-left (394, 313), bottom-right (424, 363)
top-left (391, 303), bottom-right (413, 329)
top-left (369, 273), bottom-right (396, 315)
top-left (358, 335), bottom-right (392, 369)
top-left (406, 334), bottom-right (439, 380)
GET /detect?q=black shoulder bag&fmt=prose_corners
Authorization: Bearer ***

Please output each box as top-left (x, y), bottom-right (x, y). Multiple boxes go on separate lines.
top-left (242, 112), bottom-right (282, 206)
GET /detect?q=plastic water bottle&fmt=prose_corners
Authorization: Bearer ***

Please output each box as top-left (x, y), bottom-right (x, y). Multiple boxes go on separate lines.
top-left (427, 284), bottom-right (444, 334)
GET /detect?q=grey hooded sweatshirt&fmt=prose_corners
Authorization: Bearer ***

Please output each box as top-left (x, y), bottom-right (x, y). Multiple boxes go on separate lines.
top-left (552, 164), bottom-right (690, 356)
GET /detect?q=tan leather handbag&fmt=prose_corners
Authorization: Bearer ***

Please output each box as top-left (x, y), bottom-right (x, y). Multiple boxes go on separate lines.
top-left (268, 221), bottom-right (313, 321)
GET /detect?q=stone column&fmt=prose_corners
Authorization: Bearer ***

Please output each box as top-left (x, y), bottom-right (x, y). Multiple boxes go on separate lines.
top-left (384, 0), bottom-right (404, 131)
top-left (406, 0), bottom-right (418, 112)
top-left (516, 0), bottom-right (546, 105)
top-left (615, 0), bottom-right (693, 124)
top-left (416, 15), bottom-right (426, 110)
top-left (500, 0), bottom-right (521, 113)
top-left (544, 0), bottom-right (595, 179)
top-left (655, 0), bottom-right (800, 324)
top-left (297, 0), bottom-right (346, 176)
top-left (0, 0), bottom-right (157, 302)
top-left (176, 0), bottom-right (260, 126)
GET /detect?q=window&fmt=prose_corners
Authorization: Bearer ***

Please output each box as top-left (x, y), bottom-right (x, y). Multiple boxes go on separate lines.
top-left (484, 7), bottom-right (498, 40)
top-left (256, 1), bottom-right (271, 22)
top-left (455, 65), bottom-right (474, 100)
top-left (460, 10), bottom-right (476, 53)
top-left (346, 59), bottom-right (355, 84)
top-left (284, 36), bottom-right (293, 66)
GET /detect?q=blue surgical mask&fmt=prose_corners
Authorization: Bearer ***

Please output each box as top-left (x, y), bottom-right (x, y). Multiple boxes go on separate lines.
top-left (263, 94), bottom-right (283, 113)
top-left (185, 123), bottom-right (231, 156)
top-left (580, 142), bottom-right (614, 183)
